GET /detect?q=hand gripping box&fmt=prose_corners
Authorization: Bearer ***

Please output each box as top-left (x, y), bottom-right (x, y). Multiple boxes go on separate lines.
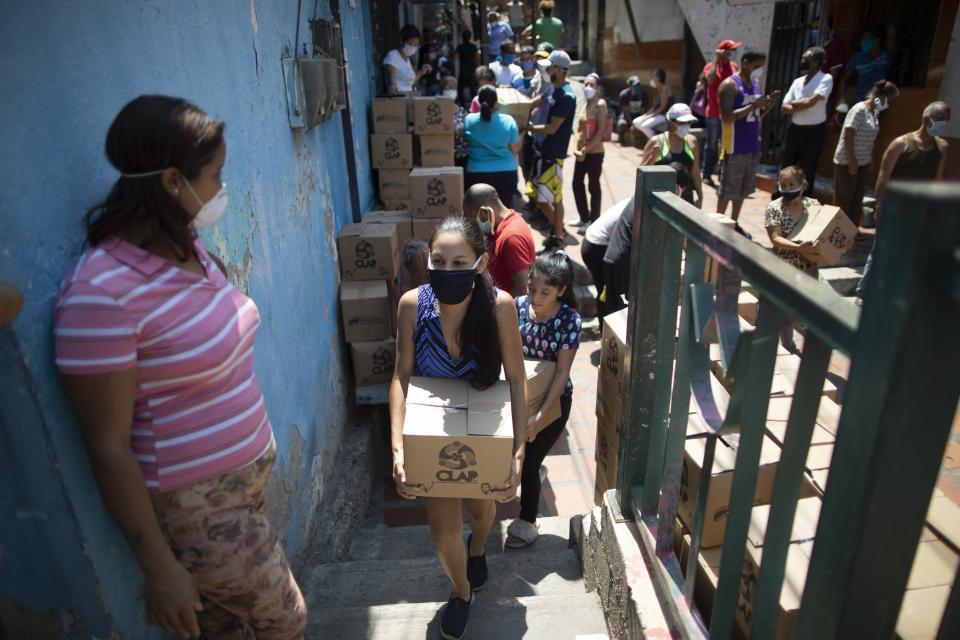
top-left (412, 97), bottom-right (456, 134)
top-left (402, 377), bottom-right (514, 499)
top-left (337, 223), bottom-right (400, 280)
top-left (409, 167), bottom-right (464, 218)
top-left (340, 280), bottom-right (391, 343)
top-left (789, 203), bottom-right (858, 265)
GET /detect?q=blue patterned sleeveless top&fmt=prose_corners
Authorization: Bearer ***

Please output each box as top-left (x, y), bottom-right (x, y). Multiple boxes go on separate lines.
top-left (413, 285), bottom-right (479, 379)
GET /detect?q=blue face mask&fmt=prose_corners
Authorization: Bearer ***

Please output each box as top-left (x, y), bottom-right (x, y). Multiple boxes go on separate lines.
top-left (860, 38), bottom-right (875, 53)
top-left (501, 54), bottom-right (515, 64)
top-left (928, 119), bottom-right (949, 136)
top-left (521, 60), bottom-right (535, 72)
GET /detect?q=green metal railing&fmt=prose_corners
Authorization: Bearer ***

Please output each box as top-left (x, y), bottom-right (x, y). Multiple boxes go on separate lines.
top-left (612, 166), bottom-right (960, 638)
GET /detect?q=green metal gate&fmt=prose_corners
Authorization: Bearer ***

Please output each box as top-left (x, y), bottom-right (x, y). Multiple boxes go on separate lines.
top-left (611, 166), bottom-right (960, 638)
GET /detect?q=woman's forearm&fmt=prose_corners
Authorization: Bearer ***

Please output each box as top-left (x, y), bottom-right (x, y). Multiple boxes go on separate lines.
top-left (87, 445), bottom-right (177, 574)
top-left (388, 374), bottom-right (408, 456)
top-left (509, 377), bottom-right (527, 457)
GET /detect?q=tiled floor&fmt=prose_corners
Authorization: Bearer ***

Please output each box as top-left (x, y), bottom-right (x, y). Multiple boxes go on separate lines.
top-left (381, 130), bottom-right (959, 528)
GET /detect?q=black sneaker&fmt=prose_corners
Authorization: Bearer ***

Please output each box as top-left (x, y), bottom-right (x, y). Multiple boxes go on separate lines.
top-left (704, 176), bottom-right (718, 189)
top-left (571, 220), bottom-right (589, 228)
top-left (440, 592), bottom-right (474, 640)
top-left (734, 225), bottom-right (753, 240)
top-left (466, 534), bottom-right (488, 592)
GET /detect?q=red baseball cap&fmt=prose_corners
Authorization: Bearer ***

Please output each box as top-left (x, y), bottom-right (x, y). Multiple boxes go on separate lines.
top-left (717, 40), bottom-right (742, 51)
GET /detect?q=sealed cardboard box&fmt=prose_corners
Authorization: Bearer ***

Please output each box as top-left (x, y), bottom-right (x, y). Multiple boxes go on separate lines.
top-left (412, 97), bottom-right (456, 134)
top-left (774, 353), bottom-right (838, 400)
top-left (596, 308), bottom-right (628, 427)
top-left (926, 493), bottom-right (960, 549)
top-left (594, 412), bottom-right (619, 491)
top-left (789, 204), bottom-right (858, 265)
top-left (337, 222), bottom-right (400, 280)
top-left (736, 539), bottom-right (813, 639)
top-left (409, 167), bottom-right (464, 218)
top-left (896, 584), bottom-right (952, 639)
top-left (417, 134), bottom-right (455, 167)
top-left (383, 199), bottom-right (413, 211)
top-left (501, 358), bottom-right (561, 428)
top-left (412, 218), bottom-right (440, 243)
top-left (402, 377), bottom-right (514, 499)
top-left (679, 534), bottom-right (724, 617)
top-left (496, 87), bottom-right (533, 129)
top-left (372, 97), bottom-right (410, 134)
top-left (739, 290), bottom-right (759, 325)
top-left (377, 169), bottom-right (411, 200)
top-left (678, 435), bottom-right (816, 548)
top-left (593, 463), bottom-right (612, 507)
top-left (704, 213), bottom-right (737, 284)
top-left (370, 133), bottom-right (414, 169)
top-left (362, 209), bottom-right (413, 249)
top-left (340, 280), bottom-right (391, 343)
top-left (350, 338), bottom-right (396, 386)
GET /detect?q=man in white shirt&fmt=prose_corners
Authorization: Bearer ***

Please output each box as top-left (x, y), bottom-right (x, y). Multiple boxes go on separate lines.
top-left (488, 41), bottom-right (523, 88)
top-left (776, 47), bottom-right (833, 197)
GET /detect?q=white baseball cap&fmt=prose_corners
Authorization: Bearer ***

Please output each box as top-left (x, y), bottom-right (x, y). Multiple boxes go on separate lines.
top-left (666, 103), bottom-right (699, 124)
top-left (537, 49), bottom-right (572, 70)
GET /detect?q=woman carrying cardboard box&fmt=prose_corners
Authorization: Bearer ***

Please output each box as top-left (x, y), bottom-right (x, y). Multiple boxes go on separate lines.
top-left (506, 251), bottom-right (581, 548)
top-left (390, 216), bottom-right (528, 640)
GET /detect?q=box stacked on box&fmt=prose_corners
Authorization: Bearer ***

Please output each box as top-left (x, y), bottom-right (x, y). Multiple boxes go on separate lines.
top-left (370, 96), bottom-right (463, 223)
top-left (362, 209), bottom-right (413, 249)
top-left (594, 308), bottom-right (628, 504)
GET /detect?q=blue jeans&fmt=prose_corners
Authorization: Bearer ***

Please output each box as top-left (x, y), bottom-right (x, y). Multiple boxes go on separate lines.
top-left (702, 117), bottom-right (722, 179)
top-left (857, 246), bottom-right (874, 297)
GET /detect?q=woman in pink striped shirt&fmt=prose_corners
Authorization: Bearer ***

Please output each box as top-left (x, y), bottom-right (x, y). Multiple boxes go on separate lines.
top-left (54, 96), bottom-right (306, 639)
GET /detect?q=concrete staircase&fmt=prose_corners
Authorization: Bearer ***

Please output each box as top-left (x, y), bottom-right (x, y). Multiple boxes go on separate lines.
top-left (301, 516), bottom-right (609, 639)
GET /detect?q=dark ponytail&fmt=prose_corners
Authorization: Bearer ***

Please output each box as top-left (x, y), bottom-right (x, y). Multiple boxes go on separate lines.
top-left (477, 85), bottom-right (498, 123)
top-left (531, 251), bottom-right (577, 310)
top-left (429, 216), bottom-right (502, 389)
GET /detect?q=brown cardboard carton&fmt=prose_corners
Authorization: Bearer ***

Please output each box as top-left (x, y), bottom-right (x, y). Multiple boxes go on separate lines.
top-left (412, 218), bottom-right (440, 243)
top-left (747, 496), bottom-right (822, 548)
top-left (337, 223), bottom-right (400, 280)
top-left (596, 308), bottom-right (628, 427)
top-left (349, 338), bottom-right (395, 386)
top-left (409, 167), bottom-right (464, 218)
top-left (789, 203), bottom-right (858, 265)
top-left (412, 97), bottom-right (456, 134)
top-left (736, 539), bottom-right (814, 639)
top-left (738, 290), bottom-right (759, 325)
top-left (926, 493), bottom-right (960, 549)
top-left (362, 209), bottom-right (413, 249)
top-left (501, 358), bottom-right (561, 429)
top-left (704, 213), bottom-right (737, 283)
top-left (905, 539), bottom-right (959, 590)
top-left (340, 280), bottom-right (391, 343)
top-left (496, 87), bottom-right (533, 128)
top-left (372, 97), bottom-right (410, 134)
top-left (804, 443), bottom-right (833, 472)
top-left (417, 134), bottom-right (456, 167)
top-left (594, 412), bottom-right (619, 491)
top-left (370, 133), bottom-right (414, 169)
top-left (678, 435), bottom-right (816, 548)
top-left (377, 169), bottom-right (411, 200)
top-left (383, 199), bottom-right (413, 211)
top-left (774, 354), bottom-right (838, 400)
top-left (402, 377), bottom-right (514, 499)
top-left (896, 584), bottom-right (952, 639)
top-left (679, 534), bottom-right (724, 619)
top-left (765, 421), bottom-right (835, 447)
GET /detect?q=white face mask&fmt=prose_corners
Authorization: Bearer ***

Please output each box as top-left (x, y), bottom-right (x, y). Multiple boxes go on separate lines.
top-left (583, 86), bottom-right (597, 100)
top-left (185, 182), bottom-right (228, 230)
top-left (649, 78), bottom-right (657, 87)
top-left (442, 89), bottom-right (458, 100)
top-left (675, 124), bottom-right (691, 137)
top-left (403, 43), bottom-right (418, 57)
top-left (750, 66), bottom-right (764, 82)
top-left (874, 97), bottom-right (888, 112)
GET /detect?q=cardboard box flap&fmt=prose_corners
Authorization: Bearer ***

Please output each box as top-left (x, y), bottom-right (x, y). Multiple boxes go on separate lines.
top-left (744, 540), bottom-right (813, 613)
top-left (407, 376), bottom-right (469, 409)
top-left (748, 496), bottom-right (822, 547)
top-left (805, 443), bottom-right (834, 471)
top-left (363, 210), bottom-right (412, 224)
top-left (466, 381), bottom-right (512, 437)
top-left (718, 434), bottom-right (782, 470)
top-left (402, 403), bottom-right (468, 437)
top-left (341, 280), bottom-right (388, 301)
top-left (338, 223), bottom-right (364, 238)
top-left (896, 584), bottom-right (951, 640)
top-left (906, 540), bottom-right (959, 590)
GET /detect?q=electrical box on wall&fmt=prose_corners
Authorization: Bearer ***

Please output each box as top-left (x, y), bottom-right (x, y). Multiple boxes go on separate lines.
top-left (281, 18), bottom-right (346, 130)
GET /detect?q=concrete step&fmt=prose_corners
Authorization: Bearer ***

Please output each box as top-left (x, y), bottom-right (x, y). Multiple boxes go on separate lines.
top-left (305, 593), bottom-right (609, 639)
top-left (349, 516), bottom-right (573, 562)
top-left (302, 540), bottom-right (586, 609)
top-left (819, 266), bottom-right (862, 297)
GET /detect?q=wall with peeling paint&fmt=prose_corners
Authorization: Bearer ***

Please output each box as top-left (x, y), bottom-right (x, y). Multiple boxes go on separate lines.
top-left (677, 0), bottom-right (777, 61)
top-left (0, 1), bottom-right (375, 636)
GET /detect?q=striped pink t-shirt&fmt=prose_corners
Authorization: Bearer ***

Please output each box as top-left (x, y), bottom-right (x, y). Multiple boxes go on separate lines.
top-left (54, 236), bottom-right (274, 493)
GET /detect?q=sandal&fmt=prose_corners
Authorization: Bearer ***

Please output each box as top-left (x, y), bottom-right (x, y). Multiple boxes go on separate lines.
top-left (505, 518), bottom-right (539, 548)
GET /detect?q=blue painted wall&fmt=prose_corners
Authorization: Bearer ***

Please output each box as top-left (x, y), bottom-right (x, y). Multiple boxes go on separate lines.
top-left (0, 1), bottom-right (375, 636)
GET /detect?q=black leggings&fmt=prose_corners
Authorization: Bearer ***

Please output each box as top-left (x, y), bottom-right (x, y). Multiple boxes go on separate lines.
top-left (519, 393), bottom-right (573, 522)
top-left (573, 153), bottom-right (604, 223)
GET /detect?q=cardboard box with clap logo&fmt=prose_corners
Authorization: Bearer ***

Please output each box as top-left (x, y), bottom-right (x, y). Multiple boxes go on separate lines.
top-left (417, 135), bottom-right (456, 167)
top-left (402, 377), bottom-right (515, 499)
top-left (340, 280), bottom-right (391, 343)
top-left (377, 169), bottom-right (411, 201)
top-left (372, 97), bottom-right (410, 134)
top-left (337, 222), bottom-right (400, 280)
top-left (362, 209), bottom-right (413, 249)
top-left (496, 87), bottom-right (533, 129)
top-left (412, 97), bottom-right (456, 134)
top-left (350, 338), bottom-right (396, 386)
top-left (409, 167), bottom-right (464, 218)
top-left (412, 218), bottom-right (440, 243)
top-left (370, 133), bottom-right (413, 169)
top-left (788, 203), bottom-right (858, 265)
top-left (383, 199), bottom-right (413, 211)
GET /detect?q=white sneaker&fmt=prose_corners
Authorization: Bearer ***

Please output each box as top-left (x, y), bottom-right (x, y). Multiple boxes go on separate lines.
top-left (506, 518), bottom-right (539, 548)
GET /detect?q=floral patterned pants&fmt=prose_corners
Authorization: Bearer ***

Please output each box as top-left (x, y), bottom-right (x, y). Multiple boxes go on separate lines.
top-left (151, 441), bottom-right (307, 639)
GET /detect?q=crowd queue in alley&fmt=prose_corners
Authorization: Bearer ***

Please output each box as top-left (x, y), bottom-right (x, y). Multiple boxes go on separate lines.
top-left (0, 2), bottom-right (952, 640)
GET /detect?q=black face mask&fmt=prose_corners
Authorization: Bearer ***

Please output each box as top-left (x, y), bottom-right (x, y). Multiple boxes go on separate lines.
top-left (549, 73), bottom-right (559, 83)
top-left (428, 257), bottom-right (481, 304)
top-left (782, 187), bottom-right (804, 202)
top-left (799, 59), bottom-right (811, 72)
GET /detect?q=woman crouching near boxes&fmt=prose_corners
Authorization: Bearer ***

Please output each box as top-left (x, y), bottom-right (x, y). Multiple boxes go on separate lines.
top-left (389, 216), bottom-right (527, 640)
top-left (506, 251), bottom-right (581, 548)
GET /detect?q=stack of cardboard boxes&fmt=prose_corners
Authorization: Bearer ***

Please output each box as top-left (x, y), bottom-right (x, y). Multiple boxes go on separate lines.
top-left (370, 96), bottom-right (464, 245)
top-left (594, 308), bottom-right (628, 503)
